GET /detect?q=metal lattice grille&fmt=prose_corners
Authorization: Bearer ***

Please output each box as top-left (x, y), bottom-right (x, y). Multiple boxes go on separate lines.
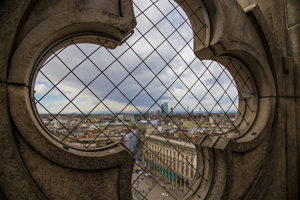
top-left (32, 0), bottom-right (256, 199)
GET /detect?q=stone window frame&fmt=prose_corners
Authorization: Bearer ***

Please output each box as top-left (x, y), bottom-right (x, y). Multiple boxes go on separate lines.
top-left (5, 0), bottom-right (277, 199)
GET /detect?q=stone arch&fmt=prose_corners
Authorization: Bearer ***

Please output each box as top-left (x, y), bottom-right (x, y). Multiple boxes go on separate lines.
top-left (0, 0), bottom-right (299, 200)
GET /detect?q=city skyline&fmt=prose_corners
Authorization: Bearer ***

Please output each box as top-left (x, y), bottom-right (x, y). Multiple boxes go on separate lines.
top-left (37, 107), bottom-right (238, 115)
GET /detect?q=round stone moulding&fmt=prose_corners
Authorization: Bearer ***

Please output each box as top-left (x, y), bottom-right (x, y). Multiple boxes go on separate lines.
top-left (213, 57), bottom-right (258, 139)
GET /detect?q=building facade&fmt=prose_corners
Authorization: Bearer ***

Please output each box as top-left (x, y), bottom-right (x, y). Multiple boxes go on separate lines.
top-left (143, 133), bottom-right (197, 191)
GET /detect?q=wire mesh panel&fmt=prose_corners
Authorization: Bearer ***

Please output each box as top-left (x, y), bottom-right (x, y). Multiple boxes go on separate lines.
top-left (31, 0), bottom-right (256, 199)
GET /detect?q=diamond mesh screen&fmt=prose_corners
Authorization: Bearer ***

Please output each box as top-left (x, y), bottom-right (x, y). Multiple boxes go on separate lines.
top-left (31, 0), bottom-right (255, 199)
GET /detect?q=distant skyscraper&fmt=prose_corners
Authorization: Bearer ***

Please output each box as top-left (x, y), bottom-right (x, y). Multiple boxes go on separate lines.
top-left (164, 103), bottom-right (168, 114)
top-left (161, 103), bottom-right (169, 115)
top-left (156, 110), bottom-right (160, 116)
top-left (170, 107), bottom-right (173, 115)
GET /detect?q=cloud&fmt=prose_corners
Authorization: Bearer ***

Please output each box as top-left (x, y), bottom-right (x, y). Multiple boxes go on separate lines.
top-left (35, 83), bottom-right (49, 95)
top-left (34, 0), bottom-right (238, 114)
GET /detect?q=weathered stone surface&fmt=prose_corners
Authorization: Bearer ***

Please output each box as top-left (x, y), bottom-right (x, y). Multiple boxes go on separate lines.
top-left (259, 97), bottom-right (288, 200)
top-left (0, 83), bottom-right (46, 199)
top-left (16, 129), bottom-right (121, 200)
top-left (16, 0), bottom-right (121, 45)
top-left (0, 189), bottom-right (7, 200)
top-left (0, 0), bottom-right (33, 82)
top-left (289, 25), bottom-right (300, 97)
top-left (1, 0), bottom-right (300, 199)
top-left (286, 0), bottom-right (300, 27)
top-left (296, 98), bottom-right (300, 196)
top-left (227, 132), bottom-right (270, 199)
top-left (285, 98), bottom-right (298, 198)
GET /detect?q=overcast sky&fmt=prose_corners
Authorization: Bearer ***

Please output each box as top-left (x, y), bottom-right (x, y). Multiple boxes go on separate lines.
top-left (34, 0), bottom-right (238, 115)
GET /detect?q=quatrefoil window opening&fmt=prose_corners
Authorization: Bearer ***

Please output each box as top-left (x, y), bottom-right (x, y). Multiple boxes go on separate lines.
top-left (31, 0), bottom-right (255, 199)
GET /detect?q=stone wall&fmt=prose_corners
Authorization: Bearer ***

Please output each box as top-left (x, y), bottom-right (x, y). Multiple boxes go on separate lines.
top-left (0, 0), bottom-right (299, 199)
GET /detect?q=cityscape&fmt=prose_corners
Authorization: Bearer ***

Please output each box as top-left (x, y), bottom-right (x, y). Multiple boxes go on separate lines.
top-left (39, 102), bottom-right (237, 199)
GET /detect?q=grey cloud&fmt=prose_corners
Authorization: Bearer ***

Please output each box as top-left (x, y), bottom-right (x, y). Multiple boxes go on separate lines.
top-left (34, 0), bottom-right (238, 114)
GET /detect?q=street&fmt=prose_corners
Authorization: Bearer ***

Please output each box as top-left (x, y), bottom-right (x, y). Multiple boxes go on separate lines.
top-left (132, 171), bottom-right (184, 200)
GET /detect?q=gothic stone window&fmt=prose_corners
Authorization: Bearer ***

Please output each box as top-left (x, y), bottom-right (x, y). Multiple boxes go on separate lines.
top-left (7, 0), bottom-right (277, 199)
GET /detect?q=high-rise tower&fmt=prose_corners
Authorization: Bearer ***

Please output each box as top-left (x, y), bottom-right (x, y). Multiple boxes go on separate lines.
top-left (163, 103), bottom-right (168, 114)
